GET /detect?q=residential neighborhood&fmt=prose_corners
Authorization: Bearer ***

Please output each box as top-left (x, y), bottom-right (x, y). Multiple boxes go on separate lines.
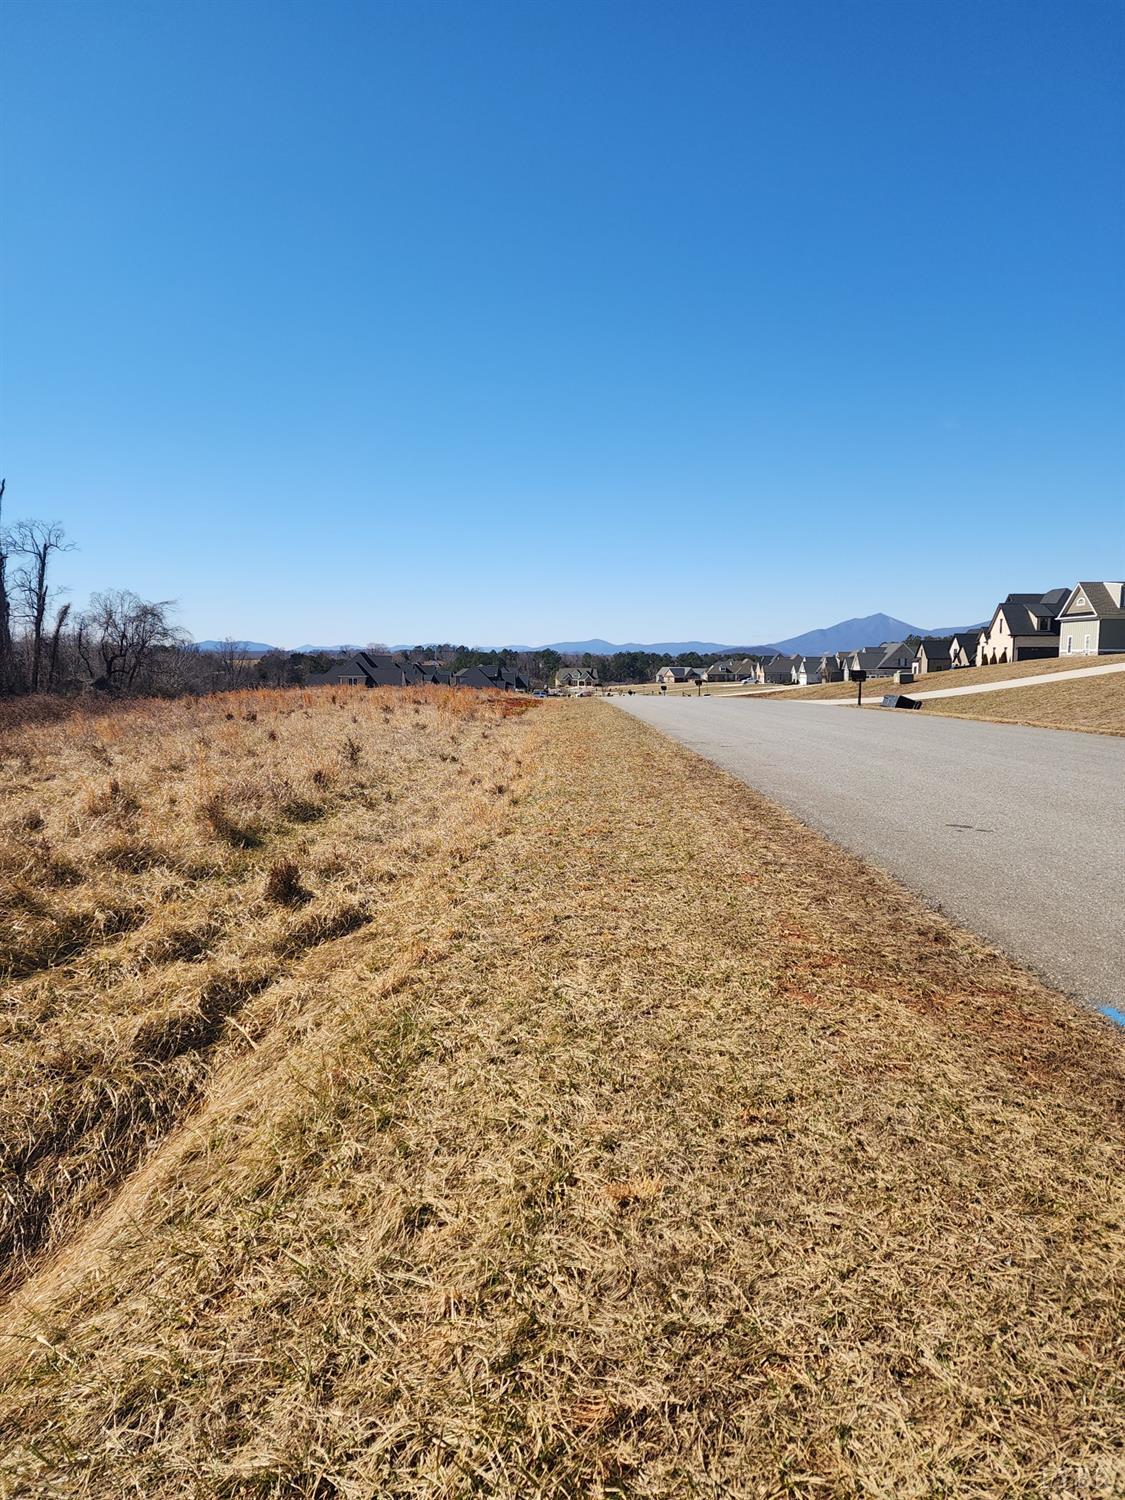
top-left (307, 649), bottom-right (531, 693)
top-left (649, 579), bottom-right (1124, 689)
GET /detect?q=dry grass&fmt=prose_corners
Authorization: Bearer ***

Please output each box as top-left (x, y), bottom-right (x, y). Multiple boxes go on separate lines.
top-left (0, 697), bottom-right (1122, 1497)
top-left (917, 669), bottom-right (1125, 736)
top-left (0, 684), bottom-right (527, 1285)
top-left (763, 653), bottom-right (1125, 701)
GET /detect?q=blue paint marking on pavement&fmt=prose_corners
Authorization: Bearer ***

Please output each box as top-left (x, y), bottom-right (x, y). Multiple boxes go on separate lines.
top-left (1099, 1007), bottom-right (1125, 1028)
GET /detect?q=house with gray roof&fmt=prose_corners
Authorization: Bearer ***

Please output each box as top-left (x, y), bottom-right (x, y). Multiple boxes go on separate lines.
top-left (842, 647), bottom-right (888, 680)
top-left (977, 588), bottom-right (1067, 665)
top-left (729, 657), bottom-right (763, 682)
top-left (914, 636), bottom-right (955, 674)
top-left (306, 651), bottom-right (413, 688)
top-left (455, 663), bottom-right (530, 692)
top-left (555, 666), bottom-right (600, 689)
top-left (874, 641), bottom-right (916, 676)
top-left (762, 654), bottom-right (801, 684)
top-left (702, 660), bottom-right (736, 682)
top-left (949, 631), bottom-right (983, 669)
top-left (1056, 582), bottom-right (1125, 657)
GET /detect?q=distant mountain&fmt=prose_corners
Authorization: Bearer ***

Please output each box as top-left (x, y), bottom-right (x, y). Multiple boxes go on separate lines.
top-left (513, 638), bottom-right (745, 655)
top-left (289, 644), bottom-right (365, 655)
top-left (766, 613), bottom-right (985, 656)
top-left (192, 640), bottom-right (278, 654)
top-left (515, 614), bottom-right (986, 657)
top-left (193, 615), bottom-right (986, 661)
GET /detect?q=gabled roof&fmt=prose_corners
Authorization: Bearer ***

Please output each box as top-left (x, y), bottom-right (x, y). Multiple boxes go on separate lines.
top-left (990, 588), bottom-right (1068, 635)
top-left (916, 635), bottom-right (955, 658)
top-left (849, 648), bottom-right (885, 668)
top-left (1058, 582), bottom-right (1125, 619)
top-left (875, 641), bottom-right (913, 670)
top-left (356, 651), bottom-right (402, 672)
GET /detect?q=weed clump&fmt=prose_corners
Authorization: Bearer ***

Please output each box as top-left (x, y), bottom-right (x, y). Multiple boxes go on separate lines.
top-left (264, 859), bottom-right (308, 906)
top-left (81, 777), bottom-right (139, 821)
top-left (196, 790), bottom-right (261, 849)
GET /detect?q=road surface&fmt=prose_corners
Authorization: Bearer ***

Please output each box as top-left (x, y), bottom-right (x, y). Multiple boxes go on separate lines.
top-left (612, 695), bottom-right (1125, 1014)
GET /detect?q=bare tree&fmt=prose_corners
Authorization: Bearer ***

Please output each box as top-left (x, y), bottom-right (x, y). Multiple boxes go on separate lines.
top-left (12, 519), bottom-right (73, 691)
top-left (0, 480), bottom-right (16, 693)
top-left (46, 602), bottom-right (72, 691)
top-left (76, 590), bottom-right (188, 693)
top-left (215, 637), bottom-right (247, 688)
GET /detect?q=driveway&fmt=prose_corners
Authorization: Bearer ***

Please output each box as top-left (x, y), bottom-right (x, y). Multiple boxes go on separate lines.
top-left (612, 695), bottom-right (1125, 1014)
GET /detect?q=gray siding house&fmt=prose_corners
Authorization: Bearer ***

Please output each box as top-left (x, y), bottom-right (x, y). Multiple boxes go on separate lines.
top-left (874, 641), bottom-right (916, 676)
top-left (1057, 582), bottom-right (1125, 657)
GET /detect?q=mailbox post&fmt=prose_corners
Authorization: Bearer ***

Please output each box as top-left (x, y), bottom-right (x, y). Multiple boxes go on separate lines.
top-left (852, 669), bottom-right (868, 707)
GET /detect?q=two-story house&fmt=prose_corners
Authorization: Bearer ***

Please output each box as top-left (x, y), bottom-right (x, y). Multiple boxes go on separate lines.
top-left (976, 589), bottom-right (1068, 665)
top-left (1056, 582), bottom-right (1125, 657)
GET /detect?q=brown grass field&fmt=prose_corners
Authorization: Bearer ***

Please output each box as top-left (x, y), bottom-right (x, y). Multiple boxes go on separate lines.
top-left (761, 653), bottom-right (1125, 701)
top-left (1, 690), bottom-right (1122, 1497)
top-left (914, 669), bottom-right (1125, 736)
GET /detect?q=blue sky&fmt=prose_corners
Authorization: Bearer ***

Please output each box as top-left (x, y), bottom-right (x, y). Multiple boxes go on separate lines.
top-left (3, 0), bottom-right (1122, 647)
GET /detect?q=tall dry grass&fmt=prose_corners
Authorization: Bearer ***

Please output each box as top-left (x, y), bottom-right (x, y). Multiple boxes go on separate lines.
top-left (0, 684), bottom-right (533, 1289)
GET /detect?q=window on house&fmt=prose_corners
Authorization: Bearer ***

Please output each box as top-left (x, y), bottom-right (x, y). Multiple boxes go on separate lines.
top-left (1084, 634), bottom-right (1091, 654)
top-left (1066, 635), bottom-right (1072, 654)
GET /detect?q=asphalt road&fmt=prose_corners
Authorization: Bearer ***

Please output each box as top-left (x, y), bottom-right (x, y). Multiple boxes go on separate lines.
top-left (612, 695), bottom-right (1125, 1014)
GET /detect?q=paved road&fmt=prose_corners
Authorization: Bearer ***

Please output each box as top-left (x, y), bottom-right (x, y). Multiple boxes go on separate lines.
top-left (612, 695), bottom-right (1125, 1013)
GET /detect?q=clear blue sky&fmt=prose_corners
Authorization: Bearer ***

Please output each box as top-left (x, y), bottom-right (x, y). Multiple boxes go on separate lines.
top-left (3, 0), bottom-right (1122, 647)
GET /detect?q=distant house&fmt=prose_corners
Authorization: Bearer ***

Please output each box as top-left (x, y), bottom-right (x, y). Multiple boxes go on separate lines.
top-left (796, 657), bottom-right (822, 686)
top-left (1056, 582), bottom-right (1125, 657)
top-left (655, 665), bottom-right (706, 684)
top-left (762, 654), bottom-right (801, 684)
top-left (843, 647), bottom-right (889, 680)
top-left (729, 656), bottom-right (762, 683)
top-left (949, 632), bottom-right (982, 669)
top-left (702, 660), bottom-right (735, 682)
top-left (306, 651), bottom-right (413, 688)
top-left (914, 636), bottom-right (955, 675)
top-left (555, 666), bottom-right (600, 689)
top-left (874, 641), bottom-right (916, 676)
top-left (816, 652), bottom-right (846, 682)
top-left (455, 663), bottom-right (530, 692)
top-left (977, 588), bottom-right (1068, 665)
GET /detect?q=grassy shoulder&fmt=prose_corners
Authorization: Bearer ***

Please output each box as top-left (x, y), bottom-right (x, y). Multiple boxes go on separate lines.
top-left (916, 669), bottom-right (1125, 735)
top-left (1, 697), bottom-right (1122, 1497)
top-left (763, 653), bottom-right (1125, 701)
